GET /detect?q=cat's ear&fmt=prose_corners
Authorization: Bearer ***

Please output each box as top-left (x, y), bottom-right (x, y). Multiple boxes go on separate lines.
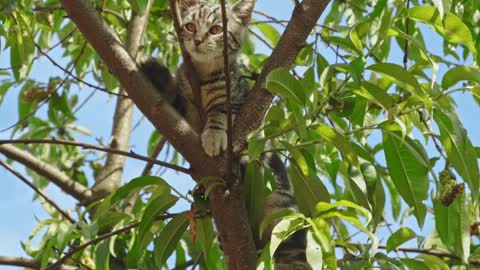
top-left (179, 0), bottom-right (198, 15)
top-left (230, 0), bottom-right (255, 25)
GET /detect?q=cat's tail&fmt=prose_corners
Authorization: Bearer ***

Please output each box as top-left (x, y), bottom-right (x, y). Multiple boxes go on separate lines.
top-left (263, 152), bottom-right (293, 195)
top-left (262, 151), bottom-right (297, 214)
top-left (139, 58), bottom-right (186, 116)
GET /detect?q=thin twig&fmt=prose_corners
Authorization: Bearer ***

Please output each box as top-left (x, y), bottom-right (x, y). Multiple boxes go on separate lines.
top-left (124, 136), bottom-right (168, 214)
top-left (0, 160), bottom-right (77, 224)
top-left (0, 138), bottom-right (191, 174)
top-left (46, 212), bottom-right (180, 270)
top-left (168, 0), bottom-right (204, 125)
top-left (35, 42), bottom-right (127, 97)
top-left (403, 0), bottom-right (410, 69)
top-left (0, 42), bottom-right (88, 133)
top-left (249, 29), bottom-right (274, 50)
top-left (0, 256), bottom-right (76, 270)
top-left (0, 28), bottom-right (77, 71)
top-left (32, 5), bottom-right (126, 23)
top-left (220, 0), bottom-right (233, 181)
top-left (252, 10), bottom-right (338, 32)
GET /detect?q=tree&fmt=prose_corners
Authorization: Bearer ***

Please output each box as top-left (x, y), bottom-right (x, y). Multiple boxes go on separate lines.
top-left (0, 0), bottom-right (479, 269)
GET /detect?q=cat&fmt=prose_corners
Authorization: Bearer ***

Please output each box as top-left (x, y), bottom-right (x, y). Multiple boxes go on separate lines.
top-left (140, 0), bottom-right (311, 268)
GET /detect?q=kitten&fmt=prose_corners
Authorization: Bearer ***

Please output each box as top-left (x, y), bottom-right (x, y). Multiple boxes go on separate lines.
top-left (140, 0), bottom-right (311, 268)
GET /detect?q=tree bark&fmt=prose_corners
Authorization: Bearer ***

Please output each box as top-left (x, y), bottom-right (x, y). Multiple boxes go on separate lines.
top-left (92, 1), bottom-right (154, 199)
top-left (0, 256), bottom-right (77, 270)
top-left (0, 144), bottom-right (92, 202)
top-left (233, 0), bottom-right (331, 152)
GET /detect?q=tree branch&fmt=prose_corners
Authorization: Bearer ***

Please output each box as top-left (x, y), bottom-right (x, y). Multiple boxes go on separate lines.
top-left (220, 0), bottom-right (233, 180)
top-left (47, 212), bottom-right (180, 270)
top-left (0, 139), bottom-right (190, 175)
top-left (0, 160), bottom-right (77, 224)
top-left (0, 144), bottom-right (92, 202)
top-left (233, 0), bottom-right (331, 152)
top-left (0, 256), bottom-right (76, 270)
top-left (93, 0), bottom-right (154, 199)
top-left (168, 0), bottom-right (204, 125)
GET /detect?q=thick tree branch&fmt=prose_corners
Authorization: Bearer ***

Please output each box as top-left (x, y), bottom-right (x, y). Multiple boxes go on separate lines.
top-left (233, 0), bottom-right (331, 152)
top-left (0, 144), bottom-right (92, 202)
top-left (93, 1), bottom-right (154, 199)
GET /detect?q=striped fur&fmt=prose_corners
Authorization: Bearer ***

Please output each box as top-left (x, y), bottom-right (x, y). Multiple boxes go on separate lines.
top-left (177, 0), bottom-right (253, 156)
top-left (260, 152), bottom-right (312, 270)
top-left (140, 0), bottom-right (311, 268)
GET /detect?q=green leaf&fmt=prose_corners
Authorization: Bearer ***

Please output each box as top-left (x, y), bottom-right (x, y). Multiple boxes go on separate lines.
top-left (314, 125), bottom-right (358, 165)
top-left (258, 216), bottom-right (309, 270)
top-left (355, 82), bottom-right (394, 110)
top-left (147, 131), bottom-right (162, 156)
top-left (248, 138), bottom-right (265, 161)
top-left (128, 193), bottom-right (178, 265)
top-left (266, 68), bottom-right (306, 107)
top-left (195, 217), bottom-right (215, 257)
top-left (382, 127), bottom-right (429, 227)
top-left (154, 214), bottom-right (189, 266)
top-left (288, 162), bottom-right (330, 216)
top-left (256, 23), bottom-right (281, 46)
top-left (348, 57), bottom-right (366, 86)
top-left (432, 0), bottom-right (452, 18)
top-left (349, 26), bottom-right (364, 53)
top-left (111, 176), bottom-right (169, 205)
top-left (442, 66), bottom-right (480, 89)
top-left (95, 240), bottom-right (111, 270)
top-left (400, 258), bottom-right (429, 270)
top-left (315, 201), bottom-right (378, 252)
top-left (386, 227), bottom-right (417, 252)
top-left (0, 81), bottom-right (15, 106)
top-left (433, 195), bottom-right (470, 261)
top-left (306, 229), bottom-right (322, 269)
top-left (367, 63), bottom-right (424, 97)
top-left (245, 161), bottom-right (265, 225)
top-left (407, 6), bottom-right (477, 58)
top-left (259, 209), bottom-right (296, 238)
top-left (415, 254), bottom-right (450, 270)
top-left (433, 107), bottom-right (479, 201)
top-left (308, 218), bottom-right (336, 269)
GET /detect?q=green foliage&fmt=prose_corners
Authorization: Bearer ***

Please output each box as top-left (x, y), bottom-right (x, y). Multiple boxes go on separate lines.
top-left (2, 0), bottom-right (480, 269)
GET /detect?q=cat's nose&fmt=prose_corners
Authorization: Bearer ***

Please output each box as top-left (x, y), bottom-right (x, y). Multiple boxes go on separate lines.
top-left (194, 39), bottom-right (202, 47)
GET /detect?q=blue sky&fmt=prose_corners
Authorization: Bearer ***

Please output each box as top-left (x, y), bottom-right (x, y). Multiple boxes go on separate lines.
top-left (1, 0), bottom-right (480, 269)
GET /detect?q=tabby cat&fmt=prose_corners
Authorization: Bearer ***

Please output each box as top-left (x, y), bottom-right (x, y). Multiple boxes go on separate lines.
top-left (140, 0), bottom-right (311, 268)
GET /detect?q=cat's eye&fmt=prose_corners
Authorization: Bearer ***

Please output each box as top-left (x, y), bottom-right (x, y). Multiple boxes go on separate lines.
top-left (184, 23), bottom-right (196, 32)
top-left (209, 25), bottom-right (223, 35)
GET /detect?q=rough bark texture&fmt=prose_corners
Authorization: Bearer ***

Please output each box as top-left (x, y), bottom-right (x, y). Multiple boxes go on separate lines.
top-left (0, 144), bottom-right (92, 202)
top-left (233, 0), bottom-right (330, 152)
top-left (92, 2), bottom-right (153, 199)
top-left (58, 0), bottom-right (330, 268)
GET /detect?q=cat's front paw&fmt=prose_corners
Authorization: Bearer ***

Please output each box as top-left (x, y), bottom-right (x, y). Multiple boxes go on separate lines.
top-left (201, 128), bottom-right (227, 157)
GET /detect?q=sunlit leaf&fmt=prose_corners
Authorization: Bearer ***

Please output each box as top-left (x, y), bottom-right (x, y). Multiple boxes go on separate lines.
top-left (382, 126), bottom-right (429, 227)
top-left (386, 227), bottom-right (417, 252)
top-left (154, 214), bottom-right (189, 266)
top-left (434, 107), bottom-right (479, 201)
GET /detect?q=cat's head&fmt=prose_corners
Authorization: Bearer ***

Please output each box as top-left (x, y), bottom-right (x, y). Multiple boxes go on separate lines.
top-left (179, 0), bottom-right (254, 65)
